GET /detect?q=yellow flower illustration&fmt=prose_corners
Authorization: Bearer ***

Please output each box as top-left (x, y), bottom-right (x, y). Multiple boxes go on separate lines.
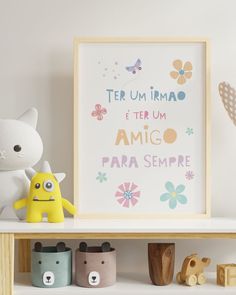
top-left (170, 59), bottom-right (193, 85)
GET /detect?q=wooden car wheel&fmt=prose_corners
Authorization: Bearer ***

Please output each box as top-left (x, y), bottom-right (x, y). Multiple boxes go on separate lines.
top-left (176, 272), bottom-right (184, 284)
top-left (197, 273), bottom-right (206, 285)
top-left (186, 274), bottom-right (197, 286)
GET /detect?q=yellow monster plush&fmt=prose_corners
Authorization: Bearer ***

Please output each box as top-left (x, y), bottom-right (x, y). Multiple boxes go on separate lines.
top-left (14, 161), bottom-right (76, 223)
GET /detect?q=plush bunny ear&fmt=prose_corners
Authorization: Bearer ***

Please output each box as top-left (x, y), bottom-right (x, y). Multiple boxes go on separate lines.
top-left (79, 242), bottom-right (88, 252)
top-left (34, 242), bottom-right (42, 252)
top-left (54, 173), bottom-right (66, 183)
top-left (56, 242), bottom-right (66, 252)
top-left (18, 108), bottom-right (38, 129)
top-left (25, 168), bottom-right (36, 180)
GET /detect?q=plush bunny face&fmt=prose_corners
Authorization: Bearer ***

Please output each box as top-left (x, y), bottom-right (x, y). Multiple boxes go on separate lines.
top-left (0, 109), bottom-right (43, 170)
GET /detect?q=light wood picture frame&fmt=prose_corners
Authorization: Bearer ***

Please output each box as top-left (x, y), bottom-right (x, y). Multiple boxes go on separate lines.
top-left (74, 37), bottom-right (210, 219)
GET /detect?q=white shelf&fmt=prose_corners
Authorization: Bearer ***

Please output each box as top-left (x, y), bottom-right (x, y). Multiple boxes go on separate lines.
top-left (14, 272), bottom-right (235, 294)
top-left (9, 219), bottom-right (236, 294)
top-left (1, 217), bottom-right (236, 234)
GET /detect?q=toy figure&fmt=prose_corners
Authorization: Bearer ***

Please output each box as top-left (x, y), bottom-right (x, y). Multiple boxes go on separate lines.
top-left (176, 253), bottom-right (211, 286)
top-left (0, 108), bottom-right (43, 219)
top-left (14, 161), bottom-right (76, 222)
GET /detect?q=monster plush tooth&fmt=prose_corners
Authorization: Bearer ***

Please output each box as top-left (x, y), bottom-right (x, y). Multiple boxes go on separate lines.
top-left (13, 160), bottom-right (77, 223)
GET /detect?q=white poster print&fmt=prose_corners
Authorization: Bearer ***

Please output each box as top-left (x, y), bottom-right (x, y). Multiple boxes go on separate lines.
top-left (75, 40), bottom-right (209, 217)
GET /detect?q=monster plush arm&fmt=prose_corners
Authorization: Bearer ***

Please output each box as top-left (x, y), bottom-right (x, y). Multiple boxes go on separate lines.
top-left (62, 198), bottom-right (77, 215)
top-left (14, 198), bottom-right (27, 210)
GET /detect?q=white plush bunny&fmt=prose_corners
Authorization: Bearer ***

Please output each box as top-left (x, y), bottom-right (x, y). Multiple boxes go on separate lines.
top-left (0, 108), bottom-right (43, 219)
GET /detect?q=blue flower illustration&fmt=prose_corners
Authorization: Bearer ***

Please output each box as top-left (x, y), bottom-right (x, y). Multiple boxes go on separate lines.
top-left (96, 172), bottom-right (107, 183)
top-left (186, 127), bottom-right (193, 135)
top-left (160, 181), bottom-right (187, 209)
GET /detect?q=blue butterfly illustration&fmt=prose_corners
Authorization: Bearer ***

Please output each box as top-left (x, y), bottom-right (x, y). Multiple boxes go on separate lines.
top-left (126, 58), bottom-right (142, 74)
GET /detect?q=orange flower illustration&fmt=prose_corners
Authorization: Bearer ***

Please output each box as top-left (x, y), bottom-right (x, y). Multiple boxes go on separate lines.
top-left (170, 60), bottom-right (193, 85)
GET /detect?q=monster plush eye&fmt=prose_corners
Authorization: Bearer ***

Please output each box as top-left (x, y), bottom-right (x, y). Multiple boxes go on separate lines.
top-left (43, 180), bottom-right (54, 192)
top-left (35, 183), bottom-right (40, 189)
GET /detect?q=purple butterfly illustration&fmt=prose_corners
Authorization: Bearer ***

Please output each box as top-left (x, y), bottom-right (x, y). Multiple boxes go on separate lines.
top-left (126, 58), bottom-right (142, 74)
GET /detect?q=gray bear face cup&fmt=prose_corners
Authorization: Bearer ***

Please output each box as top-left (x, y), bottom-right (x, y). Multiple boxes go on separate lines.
top-left (75, 242), bottom-right (116, 288)
top-left (31, 242), bottom-right (72, 288)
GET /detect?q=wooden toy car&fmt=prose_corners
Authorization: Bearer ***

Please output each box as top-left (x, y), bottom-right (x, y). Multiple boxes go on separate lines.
top-left (176, 253), bottom-right (211, 286)
top-left (217, 264), bottom-right (236, 286)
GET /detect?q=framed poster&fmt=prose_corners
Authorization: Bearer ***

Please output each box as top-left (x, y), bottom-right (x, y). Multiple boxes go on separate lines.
top-left (74, 38), bottom-right (210, 218)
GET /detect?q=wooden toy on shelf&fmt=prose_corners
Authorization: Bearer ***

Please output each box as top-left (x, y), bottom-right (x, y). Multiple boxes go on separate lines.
top-left (148, 243), bottom-right (175, 286)
top-left (217, 264), bottom-right (236, 286)
top-left (176, 253), bottom-right (211, 286)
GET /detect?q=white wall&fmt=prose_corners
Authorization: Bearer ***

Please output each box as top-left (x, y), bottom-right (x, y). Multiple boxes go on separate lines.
top-left (1, 0), bottom-right (236, 276)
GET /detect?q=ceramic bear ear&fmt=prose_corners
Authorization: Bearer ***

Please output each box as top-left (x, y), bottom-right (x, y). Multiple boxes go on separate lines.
top-left (56, 242), bottom-right (66, 252)
top-left (101, 242), bottom-right (111, 252)
top-left (34, 242), bottom-right (42, 252)
top-left (17, 107), bottom-right (38, 129)
top-left (54, 173), bottom-right (66, 183)
top-left (25, 168), bottom-right (36, 180)
top-left (79, 242), bottom-right (88, 252)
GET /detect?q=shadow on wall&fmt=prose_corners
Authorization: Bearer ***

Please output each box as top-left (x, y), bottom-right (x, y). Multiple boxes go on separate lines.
top-left (48, 74), bottom-right (74, 208)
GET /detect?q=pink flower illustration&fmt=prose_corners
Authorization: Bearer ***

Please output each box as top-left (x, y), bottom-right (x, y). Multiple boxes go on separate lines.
top-left (115, 182), bottom-right (140, 208)
top-left (91, 104), bottom-right (107, 120)
top-left (185, 170), bottom-right (194, 180)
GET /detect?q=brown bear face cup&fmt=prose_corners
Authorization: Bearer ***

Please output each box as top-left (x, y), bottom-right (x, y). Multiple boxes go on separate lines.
top-left (75, 242), bottom-right (116, 288)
